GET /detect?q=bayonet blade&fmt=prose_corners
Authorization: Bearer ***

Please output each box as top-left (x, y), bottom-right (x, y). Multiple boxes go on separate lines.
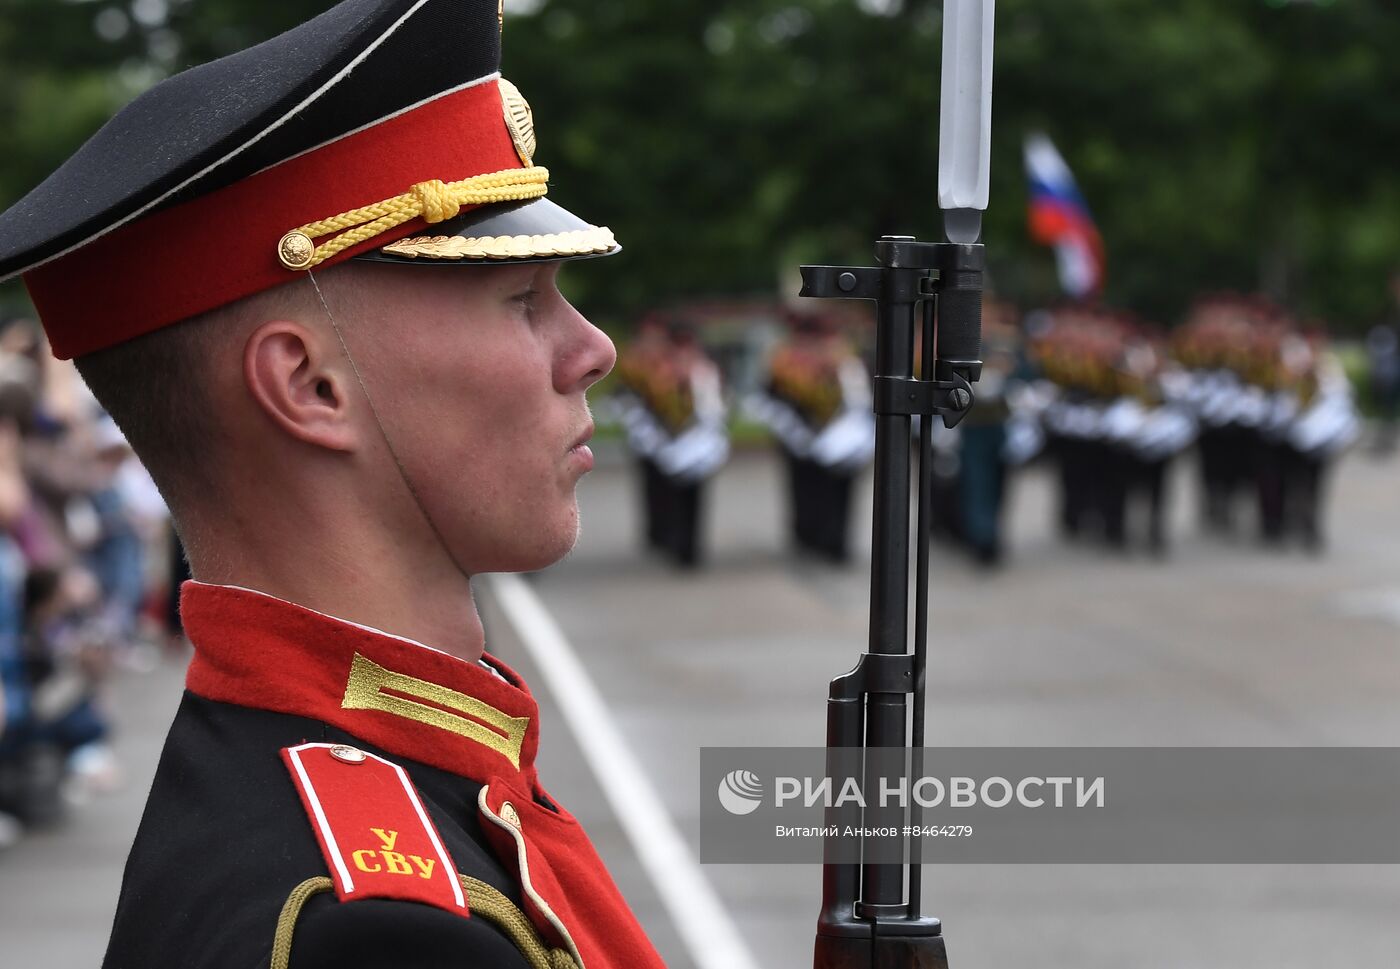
top-left (937, 0), bottom-right (996, 244)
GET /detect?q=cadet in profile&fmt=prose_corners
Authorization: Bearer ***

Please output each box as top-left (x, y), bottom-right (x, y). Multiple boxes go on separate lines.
top-left (0, 1), bottom-right (665, 966)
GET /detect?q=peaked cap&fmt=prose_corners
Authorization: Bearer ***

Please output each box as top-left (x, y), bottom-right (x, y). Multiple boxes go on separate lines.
top-left (0, 0), bottom-right (617, 359)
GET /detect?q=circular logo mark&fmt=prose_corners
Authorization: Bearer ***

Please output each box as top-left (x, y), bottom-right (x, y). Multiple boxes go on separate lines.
top-left (717, 769), bottom-right (763, 816)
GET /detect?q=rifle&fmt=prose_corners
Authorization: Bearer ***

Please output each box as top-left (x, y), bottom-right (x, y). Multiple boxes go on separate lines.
top-left (800, 3), bottom-right (995, 966)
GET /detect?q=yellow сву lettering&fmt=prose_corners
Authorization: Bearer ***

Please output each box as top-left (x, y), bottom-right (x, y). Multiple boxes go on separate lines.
top-left (381, 851), bottom-right (413, 875)
top-left (350, 831), bottom-right (436, 880)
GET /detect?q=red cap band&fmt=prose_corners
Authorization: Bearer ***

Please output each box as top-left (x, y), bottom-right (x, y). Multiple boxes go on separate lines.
top-left (25, 78), bottom-right (520, 360)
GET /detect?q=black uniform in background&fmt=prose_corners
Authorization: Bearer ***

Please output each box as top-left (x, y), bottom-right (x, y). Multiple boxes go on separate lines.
top-left (753, 319), bottom-right (874, 563)
top-left (614, 321), bottom-right (728, 568)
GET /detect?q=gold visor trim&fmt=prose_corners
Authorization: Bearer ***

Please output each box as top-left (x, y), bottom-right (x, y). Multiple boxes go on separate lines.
top-left (341, 653), bottom-right (529, 768)
top-left (380, 226), bottom-right (617, 261)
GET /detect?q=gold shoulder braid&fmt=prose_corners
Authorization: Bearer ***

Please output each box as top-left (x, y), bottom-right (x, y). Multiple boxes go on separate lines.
top-left (460, 875), bottom-right (579, 969)
top-left (270, 876), bottom-right (334, 969)
top-left (269, 874), bottom-right (578, 969)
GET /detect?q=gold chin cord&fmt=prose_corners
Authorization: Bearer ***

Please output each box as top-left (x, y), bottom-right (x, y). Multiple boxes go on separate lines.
top-left (278, 167), bottom-right (550, 271)
top-left (306, 269), bottom-right (474, 583)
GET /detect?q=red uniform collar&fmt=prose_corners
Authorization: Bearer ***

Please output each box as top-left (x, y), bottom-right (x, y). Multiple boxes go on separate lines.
top-left (182, 581), bottom-right (540, 785)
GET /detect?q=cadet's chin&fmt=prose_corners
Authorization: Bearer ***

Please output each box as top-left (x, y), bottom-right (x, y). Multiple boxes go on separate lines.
top-left (488, 505), bottom-right (580, 574)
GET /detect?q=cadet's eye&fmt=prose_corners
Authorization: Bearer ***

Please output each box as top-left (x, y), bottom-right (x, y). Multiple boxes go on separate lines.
top-left (512, 287), bottom-right (540, 316)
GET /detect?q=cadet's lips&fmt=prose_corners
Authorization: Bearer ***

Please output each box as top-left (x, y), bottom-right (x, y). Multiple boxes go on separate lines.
top-left (568, 423), bottom-right (594, 452)
top-left (567, 424), bottom-right (595, 472)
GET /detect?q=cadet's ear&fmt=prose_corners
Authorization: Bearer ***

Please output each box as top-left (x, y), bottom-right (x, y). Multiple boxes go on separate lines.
top-left (242, 320), bottom-right (358, 453)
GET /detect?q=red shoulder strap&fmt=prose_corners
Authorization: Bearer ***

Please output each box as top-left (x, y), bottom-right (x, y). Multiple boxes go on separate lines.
top-left (281, 742), bottom-right (468, 916)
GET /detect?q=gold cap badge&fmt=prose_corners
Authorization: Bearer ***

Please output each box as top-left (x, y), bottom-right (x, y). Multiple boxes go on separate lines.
top-left (499, 78), bottom-right (536, 167)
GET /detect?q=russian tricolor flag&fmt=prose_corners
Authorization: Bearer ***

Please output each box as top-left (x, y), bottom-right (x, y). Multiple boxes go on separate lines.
top-left (1024, 133), bottom-right (1105, 299)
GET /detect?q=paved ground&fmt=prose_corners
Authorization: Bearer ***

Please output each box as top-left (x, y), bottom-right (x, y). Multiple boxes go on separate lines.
top-left (0, 647), bottom-right (183, 967)
top-left (505, 441), bottom-right (1400, 969)
top-left (6, 441), bottom-right (1400, 968)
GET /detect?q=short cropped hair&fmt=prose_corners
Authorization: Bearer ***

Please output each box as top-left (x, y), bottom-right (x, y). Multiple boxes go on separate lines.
top-left (72, 280), bottom-right (319, 532)
top-left (74, 312), bottom-right (221, 526)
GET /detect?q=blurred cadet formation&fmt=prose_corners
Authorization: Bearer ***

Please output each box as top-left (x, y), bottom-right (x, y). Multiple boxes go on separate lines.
top-left (606, 289), bottom-right (1375, 570)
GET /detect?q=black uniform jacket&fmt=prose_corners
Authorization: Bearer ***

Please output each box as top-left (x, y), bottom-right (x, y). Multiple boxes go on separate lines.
top-left (101, 581), bottom-right (667, 969)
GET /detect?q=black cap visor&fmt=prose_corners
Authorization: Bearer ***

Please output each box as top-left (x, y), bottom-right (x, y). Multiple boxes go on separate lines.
top-left (357, 197), bottom-right (619, 266)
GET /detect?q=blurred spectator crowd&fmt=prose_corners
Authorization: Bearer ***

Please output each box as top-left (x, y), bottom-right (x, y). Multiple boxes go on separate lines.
top-left (0, 316), bottom-right (175, 851)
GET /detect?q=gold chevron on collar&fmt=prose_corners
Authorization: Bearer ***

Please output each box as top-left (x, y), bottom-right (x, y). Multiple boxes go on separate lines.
top-left (341, 653), bottom-right (529, 768)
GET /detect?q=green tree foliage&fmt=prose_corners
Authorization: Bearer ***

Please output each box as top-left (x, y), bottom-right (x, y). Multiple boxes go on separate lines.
top-left (2, 0), bottom-right (1397, 331)
top-left (0, 0), bottom-right (329, 208)
top-left (0, 0), bottom-right (329, 313)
